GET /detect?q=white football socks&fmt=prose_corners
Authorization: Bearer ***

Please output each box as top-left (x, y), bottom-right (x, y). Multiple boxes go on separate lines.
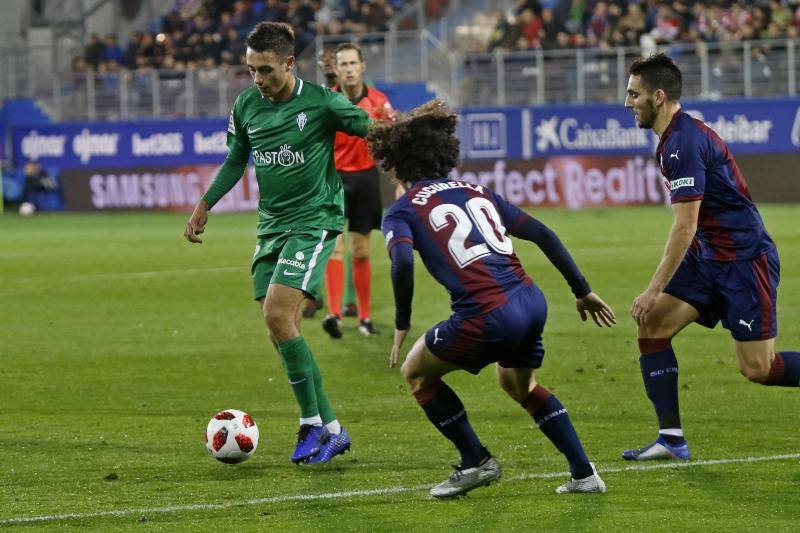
top-left (325, 420), bottom-right (342, 435)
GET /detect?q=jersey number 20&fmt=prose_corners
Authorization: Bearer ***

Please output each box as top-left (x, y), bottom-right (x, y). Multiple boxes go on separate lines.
top-left (429, 197), bottom-right (514, 268)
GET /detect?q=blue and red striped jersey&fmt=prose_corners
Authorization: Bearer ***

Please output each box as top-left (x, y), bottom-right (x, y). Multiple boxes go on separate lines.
top-left (657, 111), bottom-right (774, 261)
top-left (382, 178), bottom-right (533, 317)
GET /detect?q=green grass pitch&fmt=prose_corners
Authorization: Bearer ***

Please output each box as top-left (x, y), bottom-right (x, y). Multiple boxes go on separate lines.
top-left (1, 205), bottom-right (798, 531)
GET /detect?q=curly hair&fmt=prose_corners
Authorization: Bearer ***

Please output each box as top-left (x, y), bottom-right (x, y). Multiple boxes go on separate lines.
top-left (366, 100), bottom-right (460, 184)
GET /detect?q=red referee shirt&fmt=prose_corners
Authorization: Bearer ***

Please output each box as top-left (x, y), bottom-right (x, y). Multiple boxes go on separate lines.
top-left (334, 85), bottom-right (393, 172)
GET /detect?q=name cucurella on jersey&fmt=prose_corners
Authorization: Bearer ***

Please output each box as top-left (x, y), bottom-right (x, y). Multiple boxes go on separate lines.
top-left (411, 181), bottom-right (485, 205)
top-left (252, 144), bottom-right (305, 167)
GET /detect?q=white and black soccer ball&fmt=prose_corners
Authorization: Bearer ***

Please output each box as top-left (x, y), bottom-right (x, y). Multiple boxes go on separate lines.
top-left (18, 202), bottom-right (36, 216)
top-left (205, 409), bottom-right (259, 464)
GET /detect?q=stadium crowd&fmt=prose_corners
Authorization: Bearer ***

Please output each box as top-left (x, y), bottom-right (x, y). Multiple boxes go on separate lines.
top-left (75, 0), bottom-right (413, 76)
top-left (478, 0), bottom-right (800, 53)
top-left (77, 0), bottom-right (800, 76)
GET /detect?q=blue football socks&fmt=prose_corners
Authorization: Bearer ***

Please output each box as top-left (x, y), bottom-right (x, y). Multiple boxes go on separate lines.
top-left (413, 379), bottom-right (488, 469)
top-left (522, 385), bottom-right (593, 480)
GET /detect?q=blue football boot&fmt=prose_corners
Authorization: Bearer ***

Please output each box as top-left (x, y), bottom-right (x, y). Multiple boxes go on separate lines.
top-left (291, 424), bottom-right (330, 464)
top-left (305, 427), bottom-right (351, 464)
top-left (622, 435), bottom-right (691, 461)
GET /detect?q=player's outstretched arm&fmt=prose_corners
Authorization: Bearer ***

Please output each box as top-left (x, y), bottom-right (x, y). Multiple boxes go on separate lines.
top-left (505, 211), bottom-right (592, 299)
top-left (184, 200), bottom-right (210, 244)
top-left (577, 291), bottom-right (616, 327)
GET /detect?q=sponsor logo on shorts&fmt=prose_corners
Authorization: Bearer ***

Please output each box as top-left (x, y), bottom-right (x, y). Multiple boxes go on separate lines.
top-left (295, 251), bottom-right (305, 261)
top-left (278, 257), bottom-right (306, 269)
top-left (669, 177), bottom-right (694, 190)
top-left (739, 319), bottom-right (754, 332)
top-left (283, 270), bottom-right (302, 276)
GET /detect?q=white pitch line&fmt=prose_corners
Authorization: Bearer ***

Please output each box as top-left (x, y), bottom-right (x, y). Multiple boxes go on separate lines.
top-left (7, 266), bottom-right (246, 285)
top-left (1, 453), bottom-right (798, 527)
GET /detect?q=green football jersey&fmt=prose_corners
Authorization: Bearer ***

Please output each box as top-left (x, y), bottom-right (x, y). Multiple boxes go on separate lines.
top-left (203, 78), bottom-right (371, 235)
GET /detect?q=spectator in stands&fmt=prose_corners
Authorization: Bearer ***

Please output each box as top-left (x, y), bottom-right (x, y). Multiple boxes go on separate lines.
top-left (85, 33), bottom-right (105, 68)
top-left (488, 12), bottom-right (519, 51)
top-left (540, 8), bottom-right (563, 48)
top-left (617, 3), bottom-right (647, 46)
top-left (565, 0), bottom-right (585, 34)
top-left (518, 8), bottom-right (543, 49)
top-left (587, 1), bottom-right (609, 39)
top-left (102, 34), bottom-right (125, 64)
top-left (648, 4), bottom-right (680, 44)
top-left (362, 0), bottom-right (394, 32)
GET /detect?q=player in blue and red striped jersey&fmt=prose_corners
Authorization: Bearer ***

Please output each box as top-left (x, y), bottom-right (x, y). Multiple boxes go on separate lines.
top-left (623, 53), bottom-right (800, 462)
top-left (370, 101), bottom-right (616, 498)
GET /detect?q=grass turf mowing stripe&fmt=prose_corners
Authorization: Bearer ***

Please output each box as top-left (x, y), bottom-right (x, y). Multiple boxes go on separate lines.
top-left (2, 453), bottom-right (798, 526)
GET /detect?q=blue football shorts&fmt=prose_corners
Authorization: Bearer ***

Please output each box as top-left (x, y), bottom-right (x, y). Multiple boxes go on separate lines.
top-left (663, 247), bottom-right (780, 341)
top-left (424, 283), bottom-right (548, 374)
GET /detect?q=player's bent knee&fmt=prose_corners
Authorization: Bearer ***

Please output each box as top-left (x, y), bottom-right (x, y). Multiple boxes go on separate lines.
top-left (496, 367), bottom-right (533, 403)
top-left (637, 323), bottom-right (675, 341)
top-left (400, 359), bottom-right (421, 386)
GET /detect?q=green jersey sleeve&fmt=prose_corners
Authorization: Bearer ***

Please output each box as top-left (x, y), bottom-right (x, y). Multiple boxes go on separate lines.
top-left (327, 90), bottom-right (371, 138)
top-left (201, 97), bottom-right (251, 208)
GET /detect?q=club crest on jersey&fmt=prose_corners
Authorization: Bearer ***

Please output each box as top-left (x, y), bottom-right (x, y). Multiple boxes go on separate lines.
top-left (297, 112), bottom-right (307, 131)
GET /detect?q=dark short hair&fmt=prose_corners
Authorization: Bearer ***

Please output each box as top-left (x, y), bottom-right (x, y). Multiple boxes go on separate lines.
top-left (629, 53), bottom-right (683, 101)
top-left (367, 100), bottom-right (460, 183)
top-left (246, 22), bottom-right (294, 57)
top-left (335, 43), bottom-right (363, 62)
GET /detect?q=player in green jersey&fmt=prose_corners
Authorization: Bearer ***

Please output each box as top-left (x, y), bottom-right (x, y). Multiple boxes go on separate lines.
top-left (184, 22), bottom-right (371, 465)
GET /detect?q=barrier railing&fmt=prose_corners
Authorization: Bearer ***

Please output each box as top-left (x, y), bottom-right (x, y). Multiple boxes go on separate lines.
top-left (2, 38), bottom-right (798, 121)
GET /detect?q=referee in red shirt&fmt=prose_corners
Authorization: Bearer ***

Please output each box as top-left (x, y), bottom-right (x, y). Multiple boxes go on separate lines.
top-left (322, 43), bottom-right (395, 339)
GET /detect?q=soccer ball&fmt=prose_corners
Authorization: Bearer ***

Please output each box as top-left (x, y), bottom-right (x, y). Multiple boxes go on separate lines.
top-left (18, 202), bottom-right (36, 216)
top-left (205, 409), bottom-right (259, 464)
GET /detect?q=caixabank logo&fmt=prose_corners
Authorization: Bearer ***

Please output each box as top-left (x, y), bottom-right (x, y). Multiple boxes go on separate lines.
top-left (533, 115), bottom-right (650, 154)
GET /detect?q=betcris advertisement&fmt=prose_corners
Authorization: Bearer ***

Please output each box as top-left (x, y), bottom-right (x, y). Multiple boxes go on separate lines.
top-left (9, 98), bottom-right (800, 210)
top-left (13, 99), bottom-right (800, 169)
top-left (12, 119), bottom-right (229, 169)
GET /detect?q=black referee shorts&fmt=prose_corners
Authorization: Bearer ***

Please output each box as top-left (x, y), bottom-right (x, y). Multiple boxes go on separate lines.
top-left (340, 167), bottom-right (382, 234)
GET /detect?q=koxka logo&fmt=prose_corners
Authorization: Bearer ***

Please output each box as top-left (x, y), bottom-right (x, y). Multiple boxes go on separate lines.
top-left (297, 112), bottom-right (307, 131)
